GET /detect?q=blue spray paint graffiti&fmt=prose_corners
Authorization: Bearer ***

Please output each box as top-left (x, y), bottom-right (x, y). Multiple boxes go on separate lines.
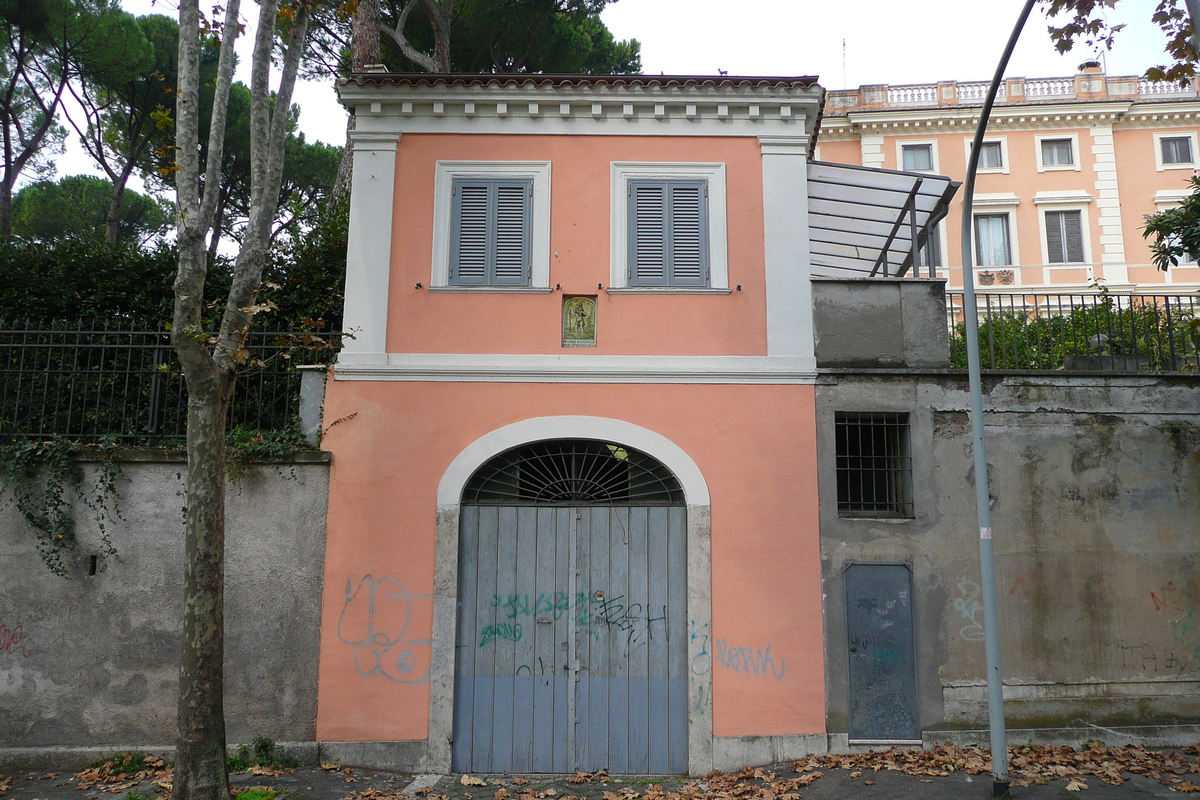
top-left (714, 638), bottom-right (786, 679)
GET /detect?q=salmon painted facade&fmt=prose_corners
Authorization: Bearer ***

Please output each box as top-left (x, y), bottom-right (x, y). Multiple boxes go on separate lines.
top-left (316, 74), bottom-right (866, 774)
top-left (818, 65), bottom-right (1200, 292)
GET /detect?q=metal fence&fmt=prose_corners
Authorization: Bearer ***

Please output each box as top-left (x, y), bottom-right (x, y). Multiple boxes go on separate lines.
top-left (0, 319), bottom-right (342, 441)
top-left (946, 292), bottom-right (1200, 372)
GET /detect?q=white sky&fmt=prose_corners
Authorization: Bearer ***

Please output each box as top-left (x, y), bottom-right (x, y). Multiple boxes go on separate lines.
top-left (56, 0), bottom-right (1175, 183)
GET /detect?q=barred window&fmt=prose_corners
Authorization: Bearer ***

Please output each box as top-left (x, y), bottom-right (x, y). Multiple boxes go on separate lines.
top-left (835, 412), bottom-right (914, 518)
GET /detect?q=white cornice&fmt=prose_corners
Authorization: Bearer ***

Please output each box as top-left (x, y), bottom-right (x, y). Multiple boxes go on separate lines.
top-left (839, 101), bottom-right (1133, 134)
top-left (333, 353), bottom-right (817, 383)
top-left (340, 80), bottom-right (821, 137)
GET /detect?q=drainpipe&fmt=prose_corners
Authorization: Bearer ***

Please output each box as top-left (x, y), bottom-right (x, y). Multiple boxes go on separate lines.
top-left (958, 1), bottom-right (1036, 796)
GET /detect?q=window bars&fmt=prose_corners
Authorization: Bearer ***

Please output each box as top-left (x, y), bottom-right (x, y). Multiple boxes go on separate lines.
top-left (835, 412), bottom-right (914, 519)
top-left (463, 439), bottom-right (685, 505)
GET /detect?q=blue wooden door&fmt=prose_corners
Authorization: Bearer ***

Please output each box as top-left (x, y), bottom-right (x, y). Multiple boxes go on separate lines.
top-left (453, 505), bottom-right (687, 773)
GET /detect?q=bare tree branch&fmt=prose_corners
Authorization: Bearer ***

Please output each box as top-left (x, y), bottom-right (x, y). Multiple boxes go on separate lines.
top-left (381, 0), bottom-right (443, 71)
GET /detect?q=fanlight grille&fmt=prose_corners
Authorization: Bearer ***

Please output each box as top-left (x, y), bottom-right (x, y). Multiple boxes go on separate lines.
top-left (463, 439), bottom-right (684, 505)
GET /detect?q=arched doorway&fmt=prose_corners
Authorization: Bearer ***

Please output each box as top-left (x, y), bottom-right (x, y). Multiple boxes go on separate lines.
top-left (452, 439), bottom-right (688, 774)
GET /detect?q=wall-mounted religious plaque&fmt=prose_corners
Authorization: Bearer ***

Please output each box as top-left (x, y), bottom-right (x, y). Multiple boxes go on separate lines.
top-left (562, 295), bottom-right (597, 348)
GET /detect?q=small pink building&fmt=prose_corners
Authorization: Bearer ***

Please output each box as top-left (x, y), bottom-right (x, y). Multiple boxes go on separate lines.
top-left (317, 74), bottom-right (952, 774)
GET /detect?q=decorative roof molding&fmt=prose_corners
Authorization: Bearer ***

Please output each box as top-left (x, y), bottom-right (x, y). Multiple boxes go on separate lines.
top-left (841, 102), bottom-right (1133, 134)
top-left (339, 73), bottom-right (823, 136)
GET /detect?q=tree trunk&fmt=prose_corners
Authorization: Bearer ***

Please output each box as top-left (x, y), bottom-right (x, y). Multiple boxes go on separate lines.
top-left (0, 177), bottom-right (12, 242)
top-left (172, 235), bottom-right (234, 800)
top-left (105, 182), bottom-right (127, 246)
top-left (331, 112), bottom-right (354, 203)
top-left (352, 0), bottom-right (381, 71)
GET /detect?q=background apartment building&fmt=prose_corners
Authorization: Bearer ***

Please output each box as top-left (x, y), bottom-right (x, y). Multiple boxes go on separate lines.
top-left (817, 63), bottom-right (1200, 292)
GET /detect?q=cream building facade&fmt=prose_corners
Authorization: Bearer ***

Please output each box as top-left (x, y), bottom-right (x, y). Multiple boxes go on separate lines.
top-left (817, 64), bottom-right (1200, 292)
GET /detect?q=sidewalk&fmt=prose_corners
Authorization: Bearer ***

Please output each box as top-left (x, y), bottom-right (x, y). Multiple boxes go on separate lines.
top-left (4, 753), bottom-right (1198, 800)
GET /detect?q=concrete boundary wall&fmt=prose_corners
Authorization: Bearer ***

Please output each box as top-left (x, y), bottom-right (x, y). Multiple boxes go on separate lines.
top-left (0, 454), bottom-right (329, 763)
top-left (816, 372), bottom-right (1200, 739)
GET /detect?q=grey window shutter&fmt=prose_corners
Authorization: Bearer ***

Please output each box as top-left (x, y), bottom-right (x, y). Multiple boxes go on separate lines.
top-left (668, 182), bottom-right (706, 285)
top-left (1063, 210), bottom-right (1084, 262)
top-left (1045, 210), bottom-right (1065, 263)
top-left (1046, 210), bottom-right (1084, 263)
top-left (628, 179), bottom-right (709, 286)
top-left (630, 182), bottom-right (666, 284)
top-left (450, 177), bottom-right (532, 286)
top-left (493, 182), bottom-right (531, 285)
top-left (452, 182), bottom-right (491, 284)
top-left (1163, 137), bottom-right (1192, 164)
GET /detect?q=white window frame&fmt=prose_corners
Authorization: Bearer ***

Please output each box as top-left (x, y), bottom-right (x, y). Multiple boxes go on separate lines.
top-left (610, 162), bottom-right (728, 291)
top-left (897, 139), bottom-right (938, 173)
top-left (965, 136), bottom-right (1009, 174)
top-left (1154, 131), bottom-right (1198, 171)
top-left (971, 195), bottom-right (1021, 269)
top-left (1035, 133), bottom-right (1081, 173)
top-left (432, 161), bottom-right (552, 290)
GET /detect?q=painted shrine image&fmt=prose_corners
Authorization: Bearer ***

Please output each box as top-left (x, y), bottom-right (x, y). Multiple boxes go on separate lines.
top-left (563, 296), bottom-right (598, 347)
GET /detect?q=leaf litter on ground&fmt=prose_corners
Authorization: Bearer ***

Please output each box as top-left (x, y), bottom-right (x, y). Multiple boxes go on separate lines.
top-left (793, 741), bottom-right (1200, 788)
top-left (73, 754), bottom-right (172, 793)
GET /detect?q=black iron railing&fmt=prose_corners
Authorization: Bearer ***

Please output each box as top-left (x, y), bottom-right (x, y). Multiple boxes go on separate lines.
top-left (946, 292), bottom-right (1200, 371)
top-left (0, 319), bottom-right (341, 441)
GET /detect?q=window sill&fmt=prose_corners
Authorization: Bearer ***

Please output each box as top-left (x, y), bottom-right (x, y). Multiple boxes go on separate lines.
top-left (837, 515), bottom-right (916, 523)
top-left (606, 287), bottom-right (732, 295)
top-left (428, 286), bottom-right (553, 293)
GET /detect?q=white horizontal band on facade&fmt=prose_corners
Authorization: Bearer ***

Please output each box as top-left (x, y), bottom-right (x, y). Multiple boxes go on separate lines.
top-left (333, 353), bottom-right (818, 383)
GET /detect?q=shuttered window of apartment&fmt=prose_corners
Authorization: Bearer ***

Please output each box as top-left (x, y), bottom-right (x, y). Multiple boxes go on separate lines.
top-left (1045, 209), bottom-right (1085, 264)
top-left (628, 179), bottom-right (710, 287)
top-left (1161, 136), bottom-right (1194, 165)
top-left (450, 177), bottom-right (533, 286)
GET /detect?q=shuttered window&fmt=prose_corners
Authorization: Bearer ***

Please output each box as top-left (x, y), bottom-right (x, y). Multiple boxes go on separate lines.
top-left (628, 179), bottom-right (709, 286)
top-left (1045, 209), bottom-right (1085, 263)
top-left (1161, 136), bottom-right (1194, 165)
top-left (450, 177), bottom-right (532, 286)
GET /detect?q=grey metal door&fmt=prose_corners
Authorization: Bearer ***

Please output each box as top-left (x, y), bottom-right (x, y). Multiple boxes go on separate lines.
top-left (845, 563), bottom-right (918, 740)
top-left (453, 505), bottom-right (687, 773)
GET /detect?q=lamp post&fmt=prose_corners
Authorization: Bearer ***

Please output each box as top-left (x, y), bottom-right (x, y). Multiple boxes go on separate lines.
top-left (958, 1), bottom-right (1037, 795)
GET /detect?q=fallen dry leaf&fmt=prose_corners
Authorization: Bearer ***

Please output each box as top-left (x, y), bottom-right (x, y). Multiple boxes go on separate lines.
top-left (511, 779), bottom-right (529, 786)
top-left (321, 763), bottom-right (341, 772)
top-left (567, 774), bottom-right (591, 785)
top-left (0, 777), bottom-right (12, 797)
top-left (461, 777), bottom-right (487, 787)
top-left (249, 766), bottom-right (283, 777)
top-left (849, 772), bottom-right (861, 779)
top-left (1065, 780), bottom-right (1087, 792)
top-left (864, 780), bottom-right (874, 786)
top-left (1175, 782), bottom-right (1200, 793)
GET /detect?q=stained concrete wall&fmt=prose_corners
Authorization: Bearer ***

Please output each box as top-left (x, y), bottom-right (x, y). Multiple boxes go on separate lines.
top-left (0, 453), bottom-right (328, 762)
top-left (816, 372), bottom-right (1200, 740)
top-left (812, 277), bottom-right (950, 369)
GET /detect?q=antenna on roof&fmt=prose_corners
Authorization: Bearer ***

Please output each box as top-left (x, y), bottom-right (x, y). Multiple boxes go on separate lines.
top-left (842, 38), bottom-right (848, 89)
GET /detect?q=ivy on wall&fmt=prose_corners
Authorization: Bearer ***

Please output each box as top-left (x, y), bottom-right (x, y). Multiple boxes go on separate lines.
top-left (0, 437), bottom-right (123, 577)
